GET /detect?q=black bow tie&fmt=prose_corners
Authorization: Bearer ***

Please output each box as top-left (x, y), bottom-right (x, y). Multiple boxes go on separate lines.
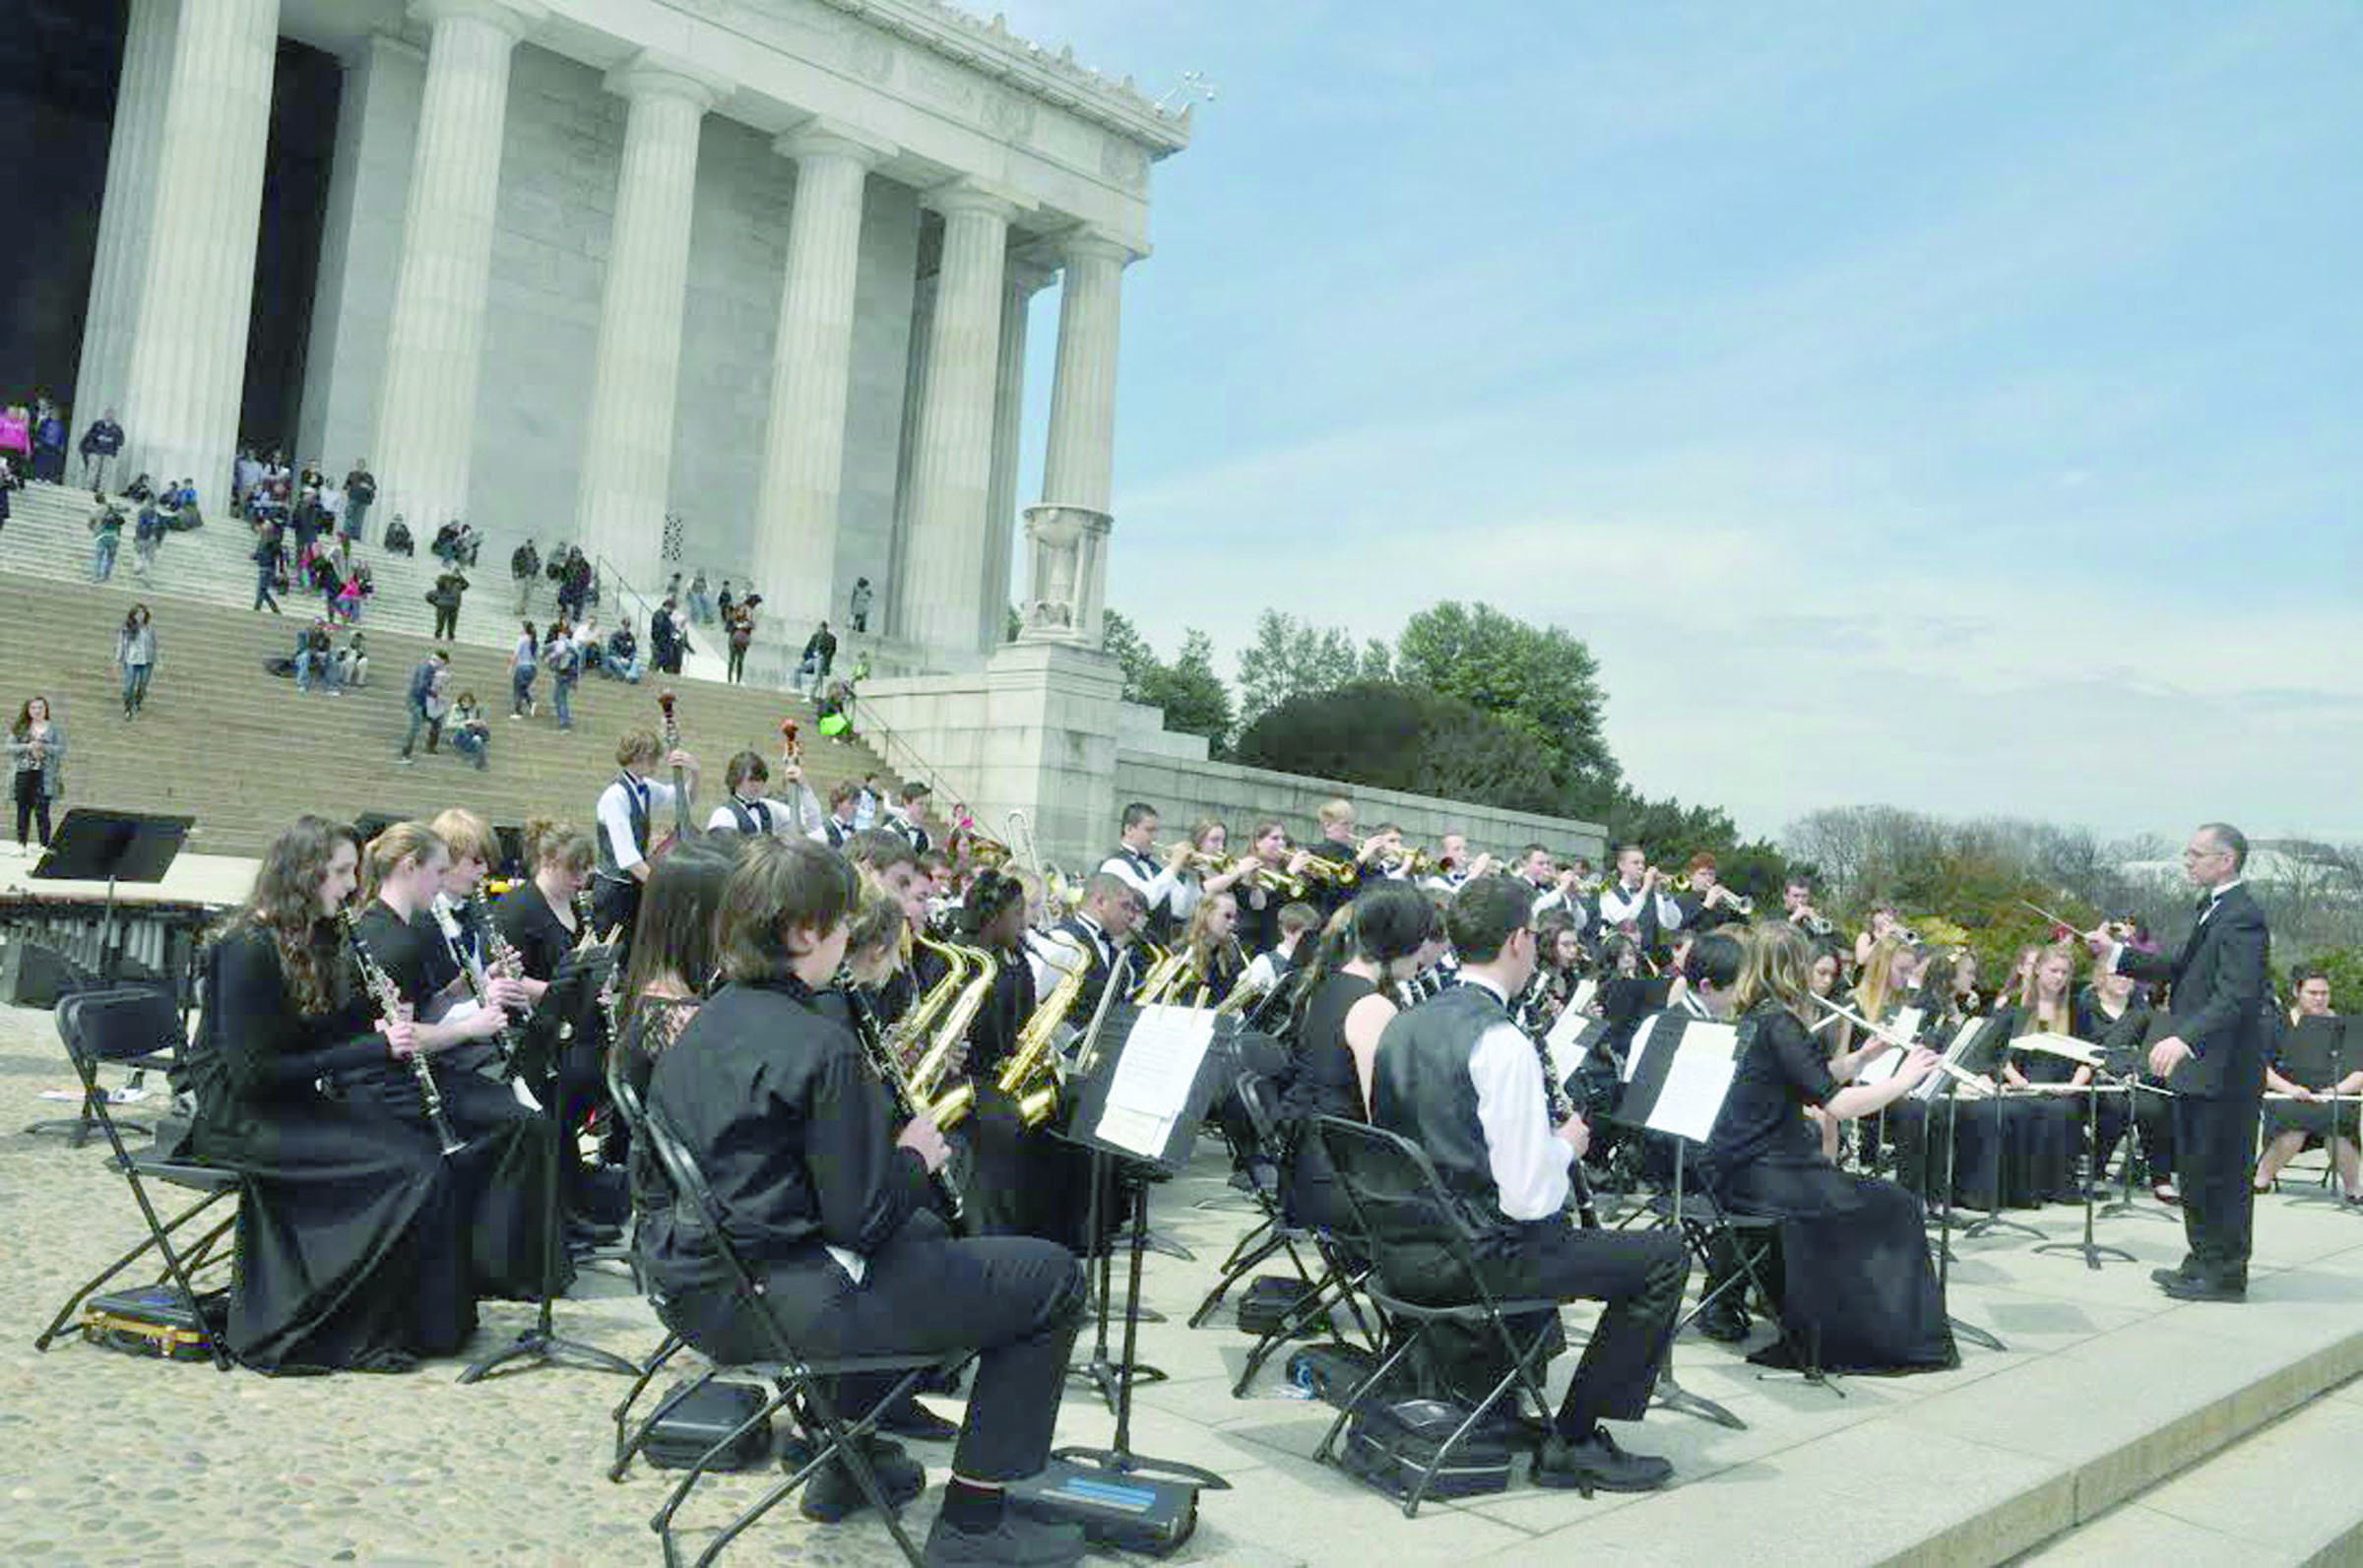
top-left (2196, 892), bottom-right (2216, 914)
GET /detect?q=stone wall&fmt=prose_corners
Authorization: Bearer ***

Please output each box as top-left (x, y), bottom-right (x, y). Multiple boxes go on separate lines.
top-left (1113, 750), bottom-right (1606, 865)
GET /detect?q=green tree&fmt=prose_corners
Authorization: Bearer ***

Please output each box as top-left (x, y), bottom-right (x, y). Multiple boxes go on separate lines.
top-left (1235, 610), bottom-right (1364, 729)
top-left (1136, 628), bottom-right (1234, 750)
top-left (1234, 680), bottom-right (1564, 815)
top-left (1396, 600), bottom-right (1618, 784)
top-left (1099, 607), bottom-right (1157, 702)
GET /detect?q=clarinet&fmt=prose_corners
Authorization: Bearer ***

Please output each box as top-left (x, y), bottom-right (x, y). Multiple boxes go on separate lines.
top-left (842, 973), bottom-right (968, 1233)
top-left (344, 909), bottom-right (465, 1157)
top-left (467, 890), bottom-right (530, 1071)
top-left (1520, 987), bottom-right (1601, 1229)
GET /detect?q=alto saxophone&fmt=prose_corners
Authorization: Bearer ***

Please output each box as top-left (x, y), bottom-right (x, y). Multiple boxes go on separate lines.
top-left (999, 934), bottom-right (1089, 1126)
top-left (907, 943), bottom-right (997, 1130)
top-left (343, 909), bottom-right (465, 1157)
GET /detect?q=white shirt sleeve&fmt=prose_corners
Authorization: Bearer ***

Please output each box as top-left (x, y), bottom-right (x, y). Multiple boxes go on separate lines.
top-left (1170, 875), bottom-right (1203, 923)
top-left (1595, 883), bottom-right (1641, 925)
top-left (1653, 892), bottom-right (1686, 931)
top-left (1242, 951), bottom-right (1280, 997)
top-left (1469, 1021), bottom-right (1571, 1222)
top-left (596, 784), bottom-right (646, 876)
top-left (1531, 886), bottom-right (1568, 919)
top-left (1028, 931), bottom-right (1087, 998)
top-left (1099, 852), bottom-right (1181, 912)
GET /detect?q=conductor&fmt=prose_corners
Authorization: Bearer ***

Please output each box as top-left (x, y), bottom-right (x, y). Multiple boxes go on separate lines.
top-left (2085, 822), bottom-right (2269, 1303)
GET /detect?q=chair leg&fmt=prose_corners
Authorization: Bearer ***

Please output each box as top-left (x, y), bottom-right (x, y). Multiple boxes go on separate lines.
top-left (1187, 1222), bottom-right (1291, 1329)
top-left (33, 1187), bottom-right (234, 1353)
top-left (690, 1369), bottom-right (932, 1568)
top-left (649, 1377), bottom-right (798, 1559)
top-left (1314, 1324), bottom-right (1426, 1466)
top-left (610, 1332), bottom-right (690, 1478)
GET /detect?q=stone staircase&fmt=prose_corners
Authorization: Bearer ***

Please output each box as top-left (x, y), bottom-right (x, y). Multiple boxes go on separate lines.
top-left (0, 485), bottom-right (898, 858)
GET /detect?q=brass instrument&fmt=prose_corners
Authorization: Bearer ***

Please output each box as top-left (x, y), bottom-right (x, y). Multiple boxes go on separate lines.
top-left (344, 909), bottom-right (464, 1157)
top-left (1295, 853), bottom-right (1358, 886)
top-left (1131, 945), bottom-right (1195, 1006)
top-left (906, 941), bottom-right (997, 1129)
top-left (891, 933), bottom-right (970, 1074)
top-left (843, 976), bottom-right (966, 1228)
top-left (999, 934), bottom-right (1089, 1125)
top-left (1004, 809), bottom-right (1042, 873)
top-left (1245, 861), bottom-right (1306, 898)
top-left (1151, 841), bottom-right (1228, 876)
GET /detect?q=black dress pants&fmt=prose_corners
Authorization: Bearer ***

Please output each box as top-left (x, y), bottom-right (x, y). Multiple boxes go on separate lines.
top-left (670, 1213), bottom-right (1086, 1483)
top-left (1476, 1222), bottom-right (1688, 1431)
top-left (2174, 1091), bottom-right (2261, 1286)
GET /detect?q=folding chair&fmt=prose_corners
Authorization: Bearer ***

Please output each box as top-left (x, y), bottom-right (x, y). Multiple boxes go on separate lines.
top-left (1188, 1070), bottom-right (1317, 1321)
top-left (1308, 1116), bottom-right (1565, 1519)
top-left (32, 987), bottom-right (238, 1371)
top-left (1648, 1184), bottom-right (1833, 1395)
top-left (635, 1099), bottom-right (959, 1568)
top-left (1224, 1073), bottom-right (1377, 1397)
top-left (603, 1054), bottom-right (693, 1476)
top-left (19, 950), bottom-right (118, 1145)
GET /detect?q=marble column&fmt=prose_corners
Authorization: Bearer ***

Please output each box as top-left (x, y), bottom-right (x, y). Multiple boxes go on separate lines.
top-left (897, 182), bottom-right (1020, 662)
top-left (1021, 228), bottom-right (1131, 648)
top-left (571, 52), bottom-right (729, 591)
top-left (980, 259), bottom-right (1052, 653)
top-left (73, 0), bottom-right (178, 451)
top-left (370, 0), bottom-right (543, 533)
top-left (114, 0), bottom-right (278, 505)
top-left (752, 124), bottom-right (895, 633)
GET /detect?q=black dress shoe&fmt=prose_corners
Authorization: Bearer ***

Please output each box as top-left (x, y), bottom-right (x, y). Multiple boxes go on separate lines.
top-left (1695, 1306), bottom-right (1751, 1344)
top-left (875, 1395), bottom-right (962, 1443)
top-left (2159, 1276), bottom-right (2246, 1303)
top-left (1531, 1425), bottom-right (1674, 1494)
top-left (924, 1509), bottom-right (1086, 1566)
top-left (794, 1436), bottom-right (926, 1522)
top-left (2148, 1267), bottom-right (2192, 1289)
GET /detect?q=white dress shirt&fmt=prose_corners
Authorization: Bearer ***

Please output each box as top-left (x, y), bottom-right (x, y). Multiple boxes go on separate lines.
top-left (1459, 973), bottom-right (1573, 1222)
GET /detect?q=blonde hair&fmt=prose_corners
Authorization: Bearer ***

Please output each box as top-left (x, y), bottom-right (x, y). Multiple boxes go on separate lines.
top-left (1853, 931), bottom-right (1913, 1022)
top-left (522, 816), bottom-right (594, 876)
top-left (427, 807), bottom-right (496, 867)
top-left (2015, 942), bottom-right (2080, 1031)
top-left (1734, 919), bottom-right (1815, 1027)
top-left (359, 821), bottom-right (445, 904)
top-left (1316, 798), bottom-right (1355, 829)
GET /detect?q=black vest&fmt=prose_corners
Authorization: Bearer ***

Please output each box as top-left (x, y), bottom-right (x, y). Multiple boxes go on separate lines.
top-left (597, 773), bottom-right (650, 882)
top-left (1370, 984), bottom-right (1518, 1249)
top-left (1053, 915), bottom-right (1121, 1026)
top-left (723, 796), bottom-right (774, 837)
top-left (1112, 847), bottom-right (1179, 945)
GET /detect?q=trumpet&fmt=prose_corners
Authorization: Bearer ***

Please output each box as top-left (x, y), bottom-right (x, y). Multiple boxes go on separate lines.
top-left (1245, 861), bottom-right (1306, 898)
top-left (1152, 841), bottom-right (1230, 876)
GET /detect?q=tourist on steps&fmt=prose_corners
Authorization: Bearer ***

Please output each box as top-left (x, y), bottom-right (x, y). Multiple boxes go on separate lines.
top-left (78, 408), bottom-right (124, 491)
top-left (397, 650), bottom-right (451, 765)
top-left (88, 491), bottom-right (124, 582)
top-left (115, 604), bottom-right (159, 719)
top-left (6, 696), bottom-right (65, 853)
top-left (510, 622), bottom-right (540, 719)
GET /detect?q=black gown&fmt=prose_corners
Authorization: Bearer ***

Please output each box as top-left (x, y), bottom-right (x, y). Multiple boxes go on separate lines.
top-left (1282, 972), bottom-right (1377, 1233)
top-left (1701, 1004), bottom-right (1956, 1374)
top-left (189, 926), bottom-right (475, 1372)
top-left (352, 903), bottom-right (566, 1300)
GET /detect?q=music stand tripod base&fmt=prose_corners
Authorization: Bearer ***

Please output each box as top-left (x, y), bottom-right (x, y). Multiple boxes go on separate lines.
top-left (2032, 1084), bottom-right (2138, 1270)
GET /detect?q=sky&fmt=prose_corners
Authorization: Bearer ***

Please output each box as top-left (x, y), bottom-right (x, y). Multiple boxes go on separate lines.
top-left (992, 1), bottom-right (2363, 847)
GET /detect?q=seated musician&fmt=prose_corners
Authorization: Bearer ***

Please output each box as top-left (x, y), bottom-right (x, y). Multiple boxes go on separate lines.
top-left (2080, 967), bottom-right (2172, 1201)
top-left (351, 822), bottom-right (556, 1300)
top-left (189, 817), bottom-right (481, 1373)
top-left (2255, 970), bottom-right (2359, 1201)
top-left (611, 839), bottom-right (735, 1222)
top-left (1700, 923), bottom-right (1957, 1374)
top-left (1279, 883), bottom-right (1433, 1234)
top-left (1993, 945), bottom-right (2090, 1205)
top-left (639, 839), bottom-right (1089, 1565)
top-left (1368, 875), bottom-right (1688, 1493)
top-left (1178, 885), bottom-right (1248, 1006)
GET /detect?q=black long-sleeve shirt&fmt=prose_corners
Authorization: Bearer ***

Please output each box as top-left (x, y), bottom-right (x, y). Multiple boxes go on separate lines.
top-left (644, 976), bottom-right (932, 1275)
top-left (195, 927), bottom-right (386, 1111)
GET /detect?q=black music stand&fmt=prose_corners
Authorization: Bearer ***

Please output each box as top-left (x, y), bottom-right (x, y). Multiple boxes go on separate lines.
top-left (1925, 1064), bottom-right (2006, 1353)
top-left (1049, 1000), bottom-right (1231, 1497)
top-left (2278, 1020), bottom-right (2357, 1214)
top-left (458, 942), bottom-right (639, 1384)
top-left (2031, 1051), bottom-right (2137, 1270)
top-left (30, 808), bottom-right (193, 985)
top-left (2098, 1012), bottom-right (2181, 1223)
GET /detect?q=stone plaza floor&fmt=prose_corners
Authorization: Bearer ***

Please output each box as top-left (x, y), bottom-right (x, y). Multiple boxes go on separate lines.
top-left (4, 998), bottom-right (2360, 1567)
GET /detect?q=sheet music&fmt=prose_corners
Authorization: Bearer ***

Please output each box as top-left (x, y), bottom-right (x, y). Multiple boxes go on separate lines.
top-left (1646, 1049), bottom-right (1736, 1142)
top-left (1890, 1006), bottom-right (1924, 1046)
top-left (1621, 1013), bottom-right (1666, 1083)
top-left (2014, 1031), bottom-right (2101, 1067)
top-left (1567, 977), bottom-right (1598, 1017)
top-left (1856, 1047), bottom-right (1903, 1086)
top-left (1544, 987), bottom-right (1600, 1086)
top-left (1094, 1004), bottom-right (1215, 1160)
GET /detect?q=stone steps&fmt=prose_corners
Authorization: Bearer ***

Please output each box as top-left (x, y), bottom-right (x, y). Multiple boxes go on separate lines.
top-left (0, 567), bottom-right (895, 858)
top-left (2012, 1374), bottom-right (2363, 1565)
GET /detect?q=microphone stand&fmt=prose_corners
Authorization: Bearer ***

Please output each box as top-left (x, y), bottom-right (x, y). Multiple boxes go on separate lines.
top-left (2033, 1077), bottom-right (2135, 1270)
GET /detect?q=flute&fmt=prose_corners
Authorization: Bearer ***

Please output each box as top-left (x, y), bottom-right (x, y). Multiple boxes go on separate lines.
top-left (344, 909), bottom-right (465, 1156)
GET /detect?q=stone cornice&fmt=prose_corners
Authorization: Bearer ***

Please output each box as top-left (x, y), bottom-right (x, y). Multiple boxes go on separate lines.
top-left (810, 0), bottom-right (1192, 157)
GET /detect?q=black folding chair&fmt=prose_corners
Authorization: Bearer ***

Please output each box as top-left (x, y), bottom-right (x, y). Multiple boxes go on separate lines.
top-left (32, 987), bottom-right (237, 1371)
top-left (604, 1054), bottom-right (692, 1476)
top-left (635, 1099), bottom-right (958, 1568)
top-left (1188, 1070), bottom-right (1316, 1321)
top-left (1223, 1074), bottom-right (1377, 1397)
top-left (1309, 1116), bottom-right (1565, 1518)
top-left (19, 950), bottom-right (120, 1145)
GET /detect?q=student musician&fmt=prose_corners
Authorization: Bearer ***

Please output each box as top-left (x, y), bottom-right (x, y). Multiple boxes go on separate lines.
top-left (1700, 923), bottom-right (1957, 1373)
top-left (1169, 817), bottom-right (1258, 932)
top-left (418, 808), bottom-right (520, 1075)
top-left (190, 817), bottom-right (480, 1372)
top-left (1593, 844), bottom-right (1684, 957)
top-left (1098, 800), bottom-right (1191, 946)
top-left (1177, 886), bottom-right (1248, 1006)
top-left (637, 839), bottom-right (1091, 1564)
top-left (811, 779), bottom-right (862, 850)
top-left (1234, 817), bottom-right (1314, 958)
top-left (2255, 970), bottom-right (2359, 1202)
top-left (1302, 797), bottom-right (1394, 913)
top-left (1516, 844), bottom-right (1588, 931)
top-left (1236, 899), bottom-right (1321, 1024)
top-left (1421, 830), bottom-right (1495, 896)
top-left (349, 823), bottom-right (561, 1302)
top-left (885, 780), bottom-right (935, 853)
top-left (1673, 853), bottom-right (1751, 934)
top-left (591, 728), bottom-right (701, 958)
top-left (705, 747), bottom-right (823, 838)
top-left (1029, 871), bottom-right (1142, 1026)
top-left (1279, 883), bottom-right (1433, 1234)
top-left (1993, 945), bottom-right (2089, 1205)
top-left (1369, 876), bottom-right (1689, 1493)
top-left (2079, 966), bottom-right (2173, 1202)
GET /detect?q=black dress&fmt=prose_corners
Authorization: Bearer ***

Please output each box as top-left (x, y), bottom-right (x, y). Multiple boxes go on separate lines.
top-left (2262, 1016), bottom-right (2360, 1144)
top-left (1282, 972), bottom-right (1377, 1233)
top-left (1702, 1004), bottom-right (1956, 1374)
top-left (1993, 1005), bottom-right (2085, 1203)
top-left (188, 926), bottom-right (475, 1372)
top-left (351, 903), bottom-right (565, 1300)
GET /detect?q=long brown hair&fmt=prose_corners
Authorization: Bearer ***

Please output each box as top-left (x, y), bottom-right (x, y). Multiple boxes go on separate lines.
top-left (1735, 919), bottom-right (1816, 1028)
top-left (11, 696), bottom-right (51, 740)
top-left (219, 814), bottom-right (358, 1017)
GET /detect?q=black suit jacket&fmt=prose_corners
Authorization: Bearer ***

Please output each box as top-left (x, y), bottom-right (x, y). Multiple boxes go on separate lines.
top-left (2116, 884), bottom-right (2269, 1100)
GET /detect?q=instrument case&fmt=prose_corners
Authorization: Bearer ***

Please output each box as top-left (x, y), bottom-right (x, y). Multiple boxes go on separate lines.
top-left (81, 1284), bottom-right (226, 1362)
top-left (643, 1379), bottom-right (773, 1472)
top-left (1340, 1397), bottom-right (1517, 1500)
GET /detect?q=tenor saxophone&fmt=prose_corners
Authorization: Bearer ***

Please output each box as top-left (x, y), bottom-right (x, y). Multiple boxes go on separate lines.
top-left (907, 944), bottom-right (997, 1130)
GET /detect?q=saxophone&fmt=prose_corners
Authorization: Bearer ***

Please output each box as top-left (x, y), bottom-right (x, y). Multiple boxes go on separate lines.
top-left (343, 909), bottom-right (465, 1156)
top-left (907, 943), bottom-right (997, 1130)
top-left (887, 933), bottom-right (967, 1075)
top-left (999, 934), bottom-right (1089, 1126)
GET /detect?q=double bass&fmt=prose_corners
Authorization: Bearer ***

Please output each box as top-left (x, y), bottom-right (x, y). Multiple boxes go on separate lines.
top-left (650, 689), bottom-right (696, 858)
